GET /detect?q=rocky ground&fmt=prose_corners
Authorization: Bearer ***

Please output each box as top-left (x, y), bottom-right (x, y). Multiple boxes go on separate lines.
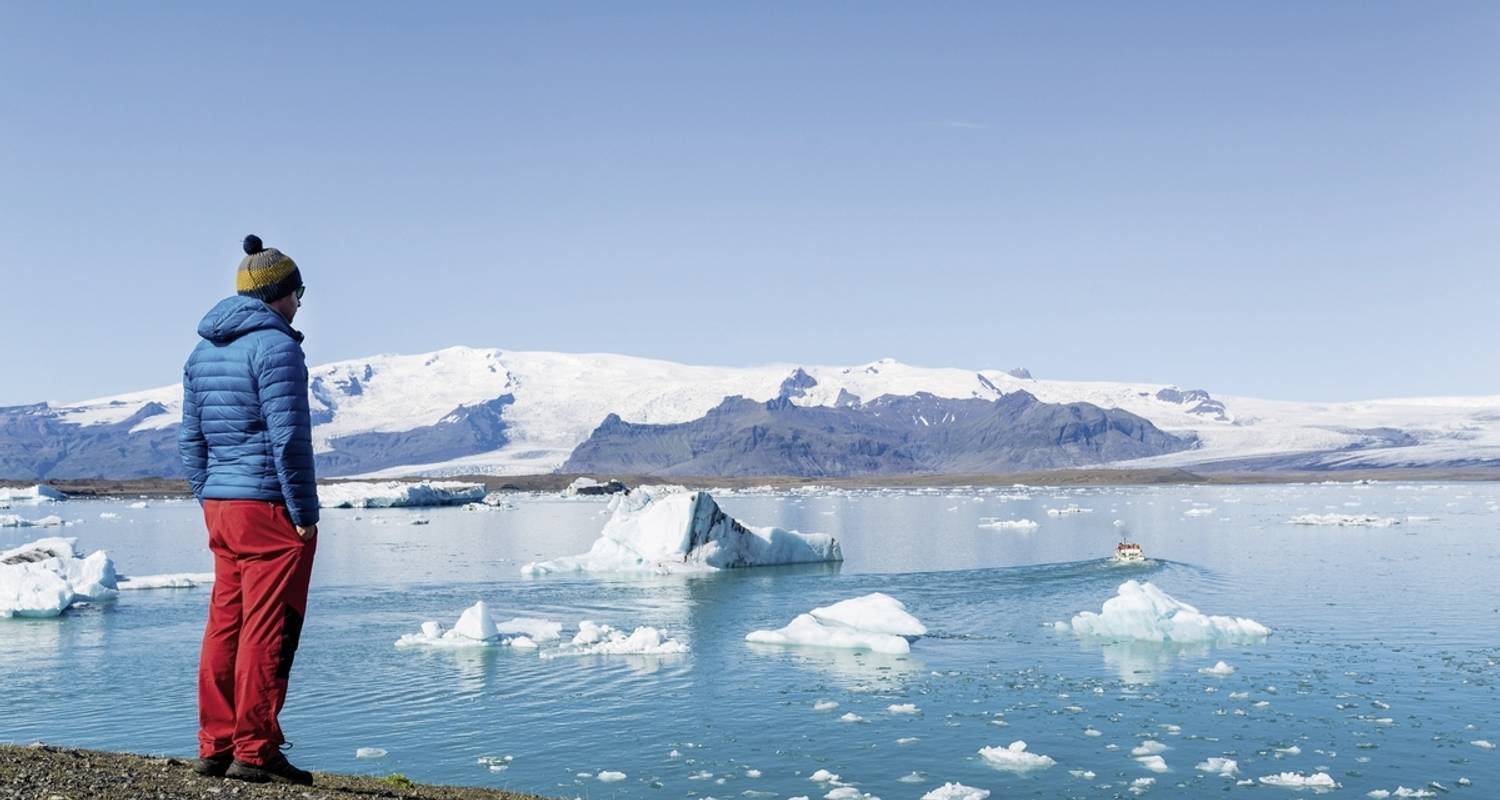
top-left (0, 744), bottom-right (546, 800)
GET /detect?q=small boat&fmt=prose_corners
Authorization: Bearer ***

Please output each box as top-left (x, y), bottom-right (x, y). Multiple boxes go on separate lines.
top-left (1114, 541), bottom-right (1144, 563)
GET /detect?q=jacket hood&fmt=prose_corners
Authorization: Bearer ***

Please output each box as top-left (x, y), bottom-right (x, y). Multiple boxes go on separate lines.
top-left (197, 295), bottom-right (304, 345)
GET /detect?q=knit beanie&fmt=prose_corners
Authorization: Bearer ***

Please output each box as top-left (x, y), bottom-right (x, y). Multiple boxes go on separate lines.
top-left (235, 234), bottom-right (303, 302)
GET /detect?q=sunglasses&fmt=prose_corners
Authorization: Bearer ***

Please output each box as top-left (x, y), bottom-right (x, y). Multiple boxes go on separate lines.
top-left (294, 286), bottom-right (306, 301)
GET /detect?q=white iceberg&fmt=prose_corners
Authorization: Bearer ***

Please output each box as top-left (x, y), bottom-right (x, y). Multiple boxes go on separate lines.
top-left (0, 484), bottom-right (67, 504)
top-left (118, 572), bottom-right (216, 590)
top-left (1196, 757), bottom-right (1238, 776)
top-left (746, 593), bottom-right (925, 655)
top-left (921, 784), bottom-right (989, 800)
top-left (1199, 660), bottom-right (1235, 676)
top-left (522, 487), bottom-right (841, 575)
top-left (0, 514), bottom-right (68, 528)
top-left (397, 601), bottom-right (543, 648)
top-left (978, 518), bottom-right (1039, 531)
top-left (1135, 755), bottom-right (1168, 773)
top-left (496, 617), bottom-right (563, 642)
top-left (1, 537), bottom-right (118, 618)
top-left (1289, 513), bottom-right (1400, 528)
top-left (1259, 772), bottom-right (1340, 791)
top-left (977, 740), bottom-right (1055, 772)
top-left (320, 480), bottom-right (485, 509)
top-left (1060, 581), bottom-right (1271, 643)
top-left (540, 621), bottom-right (688, 658)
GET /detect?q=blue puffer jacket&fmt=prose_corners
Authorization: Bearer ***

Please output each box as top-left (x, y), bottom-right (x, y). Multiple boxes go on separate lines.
top-left (178, 296), bottom-right (319, 526)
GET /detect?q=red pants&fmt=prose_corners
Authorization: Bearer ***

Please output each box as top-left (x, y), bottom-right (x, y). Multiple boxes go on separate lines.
top-left (198, 500), bottom-right (316, 765)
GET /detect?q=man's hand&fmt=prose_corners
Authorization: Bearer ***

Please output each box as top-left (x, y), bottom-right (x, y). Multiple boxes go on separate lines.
top-left (295, 524), bottom-right (318, 541)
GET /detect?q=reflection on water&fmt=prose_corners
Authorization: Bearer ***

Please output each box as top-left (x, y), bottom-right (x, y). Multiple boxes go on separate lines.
top-left (2, 483), bottom-right (1499, 798)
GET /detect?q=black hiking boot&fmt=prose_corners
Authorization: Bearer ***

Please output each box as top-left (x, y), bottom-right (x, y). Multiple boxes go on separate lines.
top-left (191, 753), bottom-right (233, 777)
top-left (224, 753), bottom-right (314, 785)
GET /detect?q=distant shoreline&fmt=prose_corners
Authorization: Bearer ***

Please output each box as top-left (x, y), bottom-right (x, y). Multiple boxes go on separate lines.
top-left (5, 466), bottom-right (1499, 499)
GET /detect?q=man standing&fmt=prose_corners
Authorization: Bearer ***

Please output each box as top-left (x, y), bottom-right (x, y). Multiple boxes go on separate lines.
top-left (178, 235), bottom-right (319, 785)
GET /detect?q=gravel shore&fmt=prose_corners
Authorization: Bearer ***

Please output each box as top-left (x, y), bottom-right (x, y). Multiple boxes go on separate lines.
top-left (0, 744), bottom-right (547, 800)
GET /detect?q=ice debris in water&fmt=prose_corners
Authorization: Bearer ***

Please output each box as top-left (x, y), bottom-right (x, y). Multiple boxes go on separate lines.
top-left (977, 518), bottom-right (1038, 531)
top-left (809, 769), bottom-right (840, 783)
top-left (540, 620), bottom-right (688, 658)
top-left (1135, 755), bottom-right (1168, 773)
top-left (813, 700), bottom-right (839, 712)
top-left (1196, 757), bottom-right (1239, 776)
top-left (1259, 772), bottom-right (1340, 791)
top-left (1131, 740), bottom-right (1166, 756)
top-left (746, 592), bottom-right (926, 655)
top-left (1058, 580), bottom-right (1271, 643)
top-left (887, 703), bottom-right (919, 714)
top-left (1199, 660), bottom-right (1236, 676)
top-left (596, 771), bottom-right (626, 782)
top-left (977, 741), bottom-right (1055, 772)
top-left (840, 712), bottom-right (866, 723)
top-left (319, 480), bottom-right (485, 509)
top-left (522, 487), bottom-right (841, 575)
top-left (117, 572), bottom-right (216, 590)
top-left (921, 784), bottom-right (989, 800)
top-left (1130, 777), bottom-right (1155, 795)
top-left (1, 537), bottom-right (117, 618)
top-left (0, 484), bottom-right (67, 504)
top-left (1288, 513), bottom-right (1400, 527)
top-left (1366, 789), bottom-right (1437, 799)
top-left (354, 747), bottom-right (386, 759)
top-left (0, 514), bottom-right (68, 528)
top-left (1471, 739), bottom-right (1495, 749)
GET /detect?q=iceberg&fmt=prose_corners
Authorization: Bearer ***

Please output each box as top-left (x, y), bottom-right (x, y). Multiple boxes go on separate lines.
top-left (397, 601), bottom-right (516, 648)
top-left (746, 593), bottom-right (926, 655)
top-left (1289, 513), bottom-right (1400, 527)
top-left (0, 484), bottom-right (67, 504)
top-left (1199, 660), bottom-right (1235, 676)
top-left (0, 514), bottom-right (68, 528)
top-left (1196, 757), bottom-right (1239, 776)
top-left (978, 518), bottom-right (1039, 531)
top-left (921, 784), bottom-right (989, 800)
top-left (1, 537), bottom-right (118, 618)
top-left (1259, 772), bottom-right (1340, 791)
top-left (117, 572), bottom-right (216, 590)
top-left (522, 487), bottom-right (841, 575)
top-left (1061, 581), bottom-right (1271, 643)
top-left (540, 620), bottom-right (688, 658)
top-left (319, 480), bottom-right (485, 509)
top-left (977, 741), bottom-right (1055, 772)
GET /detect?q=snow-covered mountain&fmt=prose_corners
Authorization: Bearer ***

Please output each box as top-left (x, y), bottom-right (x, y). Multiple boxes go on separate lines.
top-left (4, 346), bottom-right (1500, 480)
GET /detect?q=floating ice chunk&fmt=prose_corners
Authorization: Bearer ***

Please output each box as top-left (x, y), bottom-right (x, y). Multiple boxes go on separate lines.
top-left (510, 636), bottom-right (538, 650)
top-left (1367, 788), bottom-right (1437, 799)
top-left (542, 622), bottom-right (688, 657)
top-left (888, 703), bottom-right (919, 715)
top-left (809, 769), bottom-right (840, 783)
top-left (978, 518), bottom-right (1038, 531)
top-left (319, 480), bottom-right (485, 509)
top-left (977, 741), bottom-right (1055, 772)
top-left (117, 572), bottom-right (215, 590)
top-left (921, 784), bottom-right (989, 800)
top-left (1046, 506), bottom-right (1092, 516)
top-left (1183, 508), bottom-right (1216, 517)
top-left (1131, 740), bottom-right (1166, 756)
top-left (746, 593), bottom-right (924, 655)
top-left (396, 601), bottom-right (506, 647)
top-left (0, 485), bottom-right (67, 504)
top-left (355, 747), bottom-right (386, 759)
top-left (1259, 772), bottom-right (1340, 791)
top-left (814, 700), bottom-right (840, 712)
top-left (0, 537), bottom-right (118, 618)
top-left (897, 737), bottom-right (919, 745)
top-left (824, 788), bottom-right (864, 800)
top-left (1135, 755), bottom-right (1168, 773)
top-left (745, 768), bottom-right (762, 778)
top-left (897, 772), bottom-right (925, 784)
top-left (1472, 739), bottom-right (1495, 749)
top-left (0, 514), bottom-right (67, 528)
top-left (840, 712), bottom-right (865, 723)
top-left (1061, 581), bottom-right (1271, 643)
top-left (1288, 514), bottom-right (1400, 528)
top-left (452, 601), bottom-right (500, 641)
top-left (523, 488), bottom-right (841, 575)
top-left (1275, 745), bottom-right (1302, 756)
top-left (597, 771), bottom-right (626, 782)
top-left (1083, 728), bottom-right (1102, 737)
top-left (128, 501), bottom-right (149, 509)
top-left (496, 617), bottom-right (563, 642)
top-left (1199, 661), bottom-right (1235, 676)
top-left (1130, 777), bottom-right (1155, 795)
top-left (1069, 769), bottom-right (1097, 780)
top-left (99, 512), bottom-right (119, 520)
top-left (1196, 757), bottom-right (1238, 776)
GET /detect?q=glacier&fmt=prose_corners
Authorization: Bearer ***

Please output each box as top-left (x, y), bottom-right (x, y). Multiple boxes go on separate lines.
top-left (521, 486), bottom-right (841, 575)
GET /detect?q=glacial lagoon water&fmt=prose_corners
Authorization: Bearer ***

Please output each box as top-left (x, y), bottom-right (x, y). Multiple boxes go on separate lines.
top-left (2, 483), bottom-right (1498, 798)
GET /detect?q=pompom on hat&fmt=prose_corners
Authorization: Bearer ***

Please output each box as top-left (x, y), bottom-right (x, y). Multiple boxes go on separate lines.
top-left (235, 234), bottom-right (303, 302)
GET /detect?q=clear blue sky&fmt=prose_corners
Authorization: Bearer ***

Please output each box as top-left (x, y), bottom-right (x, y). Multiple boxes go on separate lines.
top-left (2, 2), bottom-right (1496, 405)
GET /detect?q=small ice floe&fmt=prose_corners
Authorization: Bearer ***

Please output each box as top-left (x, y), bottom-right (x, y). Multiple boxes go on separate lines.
top-left (809, 769), bottom-right (840, 783)
top-left (977, 518), bottom-right (1038, 531)
top-left (977, 741), bottom-right (1055, 772)
top-left (1, 537), bottom-right (117, 618)
top-left (1366, 788), bottom-right (1437, 799)
top-left (596, 771), bottom-right (626, 782)
top-left (128, 501), bottom-right (149, 509)
top-left (1083, 727), bottom-right (1102, 737)
top-left (1130, 777), bottom-right (1155, 795)
top-left (1135, 755), bottom-right (1168, 773)
top-left (523, 487), bottom-right (840, 575)
top-left (813, 700), bottom-right (839, 712)
top-left (1198, 660), bottom-right (1235, 676)
top-left (840, 712), bottom-right (866, 723)
top-left (542, 620), bottom-right (688, 658)
top-left (824, 788), bottom-right (873, 800)
top-left (1057, 580), bottom-right (1270, 643)
top-left (497, 617), bottom-right (564, 642)
top-left (887, 703), bottom-right (920, 715)
top-left (745, 768), bottom-right (762, 778)
top-left (117, 572), bottom-right (215, 590)
top-left (354, 747), bottom-right (387, 759)
top-left (1274, 745), bottom-right (1301, 756)
top-left (897, 772), bottom-right (925, 783)
top-left (920, 783), bottom-right (989, 800)
top-left (98, 512), bottom-right (119, 520)
top-left (1183, 507), bottom-right (1216, 517)
top-left (320, 480), bottom-right (485, 509)
top-left (1288, 513), bottom-right (1400, 528)
top-left (1472, 739), bottom-right (1495, 749)
top-left (1196, 757), bottom-right (1238, 776)
top-left (0, 514), bottom-right (68, 528)
top-left (1069, 769), bottom-right (1097, 780)
top-left (896, 737), bottom-right (920, 745)
top-left (1259, 772), bottom-right (1340, 791)
top-left (746, 592), bottom-right (926, 655)
top-left (1046, 506), bottom-right (1092, 516)
top-left (1131, 740), bottom-right (1166, 756)
top-left (396, 602), bottom-right (507, 648)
